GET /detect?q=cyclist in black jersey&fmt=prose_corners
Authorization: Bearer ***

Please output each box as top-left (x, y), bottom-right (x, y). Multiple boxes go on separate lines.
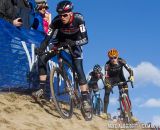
top-left (88, 64), bottom-right (103, 93)
top-left (32, 0), bottom-right (91, 111)
top-left (104, 49), bottom-right (138, 122)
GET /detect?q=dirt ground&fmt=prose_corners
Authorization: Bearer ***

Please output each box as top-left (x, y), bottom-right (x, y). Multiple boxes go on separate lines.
top-left (0, 93), bottom-right (152, 130)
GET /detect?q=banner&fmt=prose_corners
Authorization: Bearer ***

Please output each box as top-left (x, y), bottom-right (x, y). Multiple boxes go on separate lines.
top-left (0, 19), bottom-right (45, 91)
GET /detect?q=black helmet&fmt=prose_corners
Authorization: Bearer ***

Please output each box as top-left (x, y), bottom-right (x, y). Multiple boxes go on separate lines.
top-left (93, 64), bottom-right (102, 72)
top-left (56, 0), bottom-right (73, 14)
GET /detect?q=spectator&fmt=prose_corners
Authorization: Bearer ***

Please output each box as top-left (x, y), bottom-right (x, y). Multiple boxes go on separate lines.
top-left (16, 0), bottom-right (36, 28)
top-left (0, 0), bottom-right (22, 27)
top-left (32, 0), bottom-right (51, 34)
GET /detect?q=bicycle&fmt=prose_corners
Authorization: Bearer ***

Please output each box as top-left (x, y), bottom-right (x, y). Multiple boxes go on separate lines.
top-left (111, 80), bottom-right (134, 123)
top-left (88, 73), bottom-right (109, 117)
top-left (91, 88), bottom-right (104, 116)
top-left (48, 45), bottom-right (93, 121)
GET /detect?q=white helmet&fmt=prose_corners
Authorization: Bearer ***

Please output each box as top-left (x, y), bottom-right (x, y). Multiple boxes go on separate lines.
top-left (35, 0), bottom-right (47, 4)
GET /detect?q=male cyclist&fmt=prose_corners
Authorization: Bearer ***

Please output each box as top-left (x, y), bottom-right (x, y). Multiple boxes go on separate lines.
top-left (88, 64), bottom-right (108, 118)
top-left (104, 48), bottom-right (138, 122)
top-left (88, 64), bottom-right (103, 93)
top-left (32, 0), bottom-right (91, 111)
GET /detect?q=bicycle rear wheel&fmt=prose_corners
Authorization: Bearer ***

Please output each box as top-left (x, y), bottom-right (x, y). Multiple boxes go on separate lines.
top-left (50, 66), bottom-right (73, 119)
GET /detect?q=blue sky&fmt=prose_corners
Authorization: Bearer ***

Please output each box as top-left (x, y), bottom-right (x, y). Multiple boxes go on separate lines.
top-left (47, 0), bottom-right (160, 125)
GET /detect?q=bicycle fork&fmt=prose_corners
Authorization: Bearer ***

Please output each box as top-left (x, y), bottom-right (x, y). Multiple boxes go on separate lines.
top-left (121, 93), bottom-right (132, 112)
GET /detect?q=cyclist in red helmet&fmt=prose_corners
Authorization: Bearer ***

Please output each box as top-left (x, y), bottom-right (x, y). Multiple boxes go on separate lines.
top-left (103, 49), bottom-right (138, 122)
top-left (33, 0), bottom-right (91, 112)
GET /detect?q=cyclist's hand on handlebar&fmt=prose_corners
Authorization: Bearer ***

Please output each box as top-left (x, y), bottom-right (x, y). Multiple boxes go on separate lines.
top-left (51, 45), bottom-right (59, 52)
top-left (65, 39), bottom-right (76, 47)
top-left (104, 79), bottom-right (111, 89)
top-left (105, 83), bottom-right (111, 89)
top-left (59, 39), bottom-right (76, 48)
top-left (59, 41), bottom-right (68, 48)
top-left (128, 76), bottom-right (134, 82)
top-left (35, 47), bottom-right (43, 56)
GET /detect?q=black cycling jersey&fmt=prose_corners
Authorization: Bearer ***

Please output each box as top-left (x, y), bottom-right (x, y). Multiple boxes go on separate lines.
top-left (88, 71), bottom-right (103, 84)
top-left (105, 58), bottom-right (133, 80)
top-left (88, 71), bottom-right (103, 92)
top-left (39, 12), bottom-right (88, 59)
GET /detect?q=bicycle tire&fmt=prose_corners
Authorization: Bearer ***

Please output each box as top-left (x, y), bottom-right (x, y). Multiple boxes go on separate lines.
top-left (92, 95), bottom-right (103, 115)
top-left (62, 60), bottom-right (93, 121)
top-left (124, 96), bottom-right (132, 123)
top-left (50, 66), bottom-right (73, 119)
top-left (81, 97), bottom-right (93, 121)
top-left (97, 98), bottom-right (103, 115)
top-left (91, 95), bottom-right (96, 114)
top-left (121, 95), bottom-right (132, 123)
top-left (62, 60), bottom-right (80, 108)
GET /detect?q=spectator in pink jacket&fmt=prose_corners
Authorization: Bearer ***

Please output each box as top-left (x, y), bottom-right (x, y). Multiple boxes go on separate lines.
top-left (32, 0), bottom-right (51, 34)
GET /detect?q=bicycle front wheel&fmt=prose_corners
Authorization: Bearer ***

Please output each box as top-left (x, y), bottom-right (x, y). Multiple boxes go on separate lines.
top-left (50, 66), bottom-right (73, 119)
top-left (121, 95), bottom-right (132, 123)
top-left (81, 96), bottom-right (93, 121)
top-left (97, 98), bottom-right (103, 115)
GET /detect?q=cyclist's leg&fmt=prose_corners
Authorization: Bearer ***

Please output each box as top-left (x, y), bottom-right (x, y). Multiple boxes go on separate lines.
top-left (103, 77), bottom-right (113, 114)
top-left (32, 52), bottom-right (56, 99)
top-left (62, 46), bottom-right (91, 111)
top-left (73, 58), bottom-right (91, 111)
top-left (103, 87), bottom-right (111, 114)
top-left (88, 83), bottom-right (93, 94)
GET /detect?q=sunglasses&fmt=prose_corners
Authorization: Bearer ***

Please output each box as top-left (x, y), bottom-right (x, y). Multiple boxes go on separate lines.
top-left (59, 14), bottom-right (69, 18)
top-left (110, 57), bottom-right (117, 60)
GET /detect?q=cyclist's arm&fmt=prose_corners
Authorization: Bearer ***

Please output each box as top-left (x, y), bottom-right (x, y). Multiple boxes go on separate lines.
top-left (124, 64), bottom-right (134, 76)
top-left (104, 62), bottom-right (110, 78)
top-left (121, 59), bottom-right (134, 76)
top-left (104, 62), bottom-right (112, 86)
top-left (39, 18), bottom-right (58, 51)
top-left (98, 72), bottom-right (106, 88)
top-left (87, 72), bottom-right (92, 82)
top-left (87, 75), bottom-right (91, 82)
top-left (99, 72), bottom-right (104, 81)
top-left (74, 14), bottom-right (88, 46)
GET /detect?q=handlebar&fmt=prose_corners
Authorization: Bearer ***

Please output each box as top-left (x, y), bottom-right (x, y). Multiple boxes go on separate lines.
top-left (109, 80), bottom-right (134, 94)
top-left (38, 47), bottom-right (64, 56)
top-left (38, 44), bottom-right (76, 58)
top-left (111, 80), bottom-right (134, 88)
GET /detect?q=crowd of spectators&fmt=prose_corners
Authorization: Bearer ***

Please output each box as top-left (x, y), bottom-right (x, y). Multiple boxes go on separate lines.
top-left (0, 0), bottom-right (51, 34)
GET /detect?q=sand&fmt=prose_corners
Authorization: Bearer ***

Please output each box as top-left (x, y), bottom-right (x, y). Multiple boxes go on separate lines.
top-left (0, 93), bottom-right (150, 130)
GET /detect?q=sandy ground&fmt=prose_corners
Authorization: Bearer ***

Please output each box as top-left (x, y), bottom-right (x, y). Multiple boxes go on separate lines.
top-left (0, 93), bottom-right (151, 130)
